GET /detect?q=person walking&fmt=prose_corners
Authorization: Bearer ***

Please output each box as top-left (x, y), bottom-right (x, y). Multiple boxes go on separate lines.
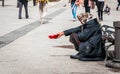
top-left (69, 0), bottom-right (78, 22)
top-left (116, 0), bottom-right (120, 11)
top-left (18, 0), bottom-right (29, 19)
top-left (36, 0), bottom-right (48, 24)
top-left (96, 0), bottom-right (105, 21)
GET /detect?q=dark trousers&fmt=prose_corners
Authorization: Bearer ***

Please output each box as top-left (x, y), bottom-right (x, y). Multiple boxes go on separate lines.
top-left (17, 0), bottom-right (19, 7)
top-left (84, 0), bottom-right (90, 13)
top-left (70, 33), bottom-right (80, 51)
top-left (19, 2), bottom-right (28, 18)
top-left (97, 2), bottom-right (104, 20)
top-left (117, 0), bottom-right (120, 9)
top-left (33, 0), bottom-right (36, 6)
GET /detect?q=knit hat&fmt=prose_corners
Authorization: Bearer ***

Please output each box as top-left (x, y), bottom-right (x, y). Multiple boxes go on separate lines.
top-left (77, 13), bottom-right (93, 24)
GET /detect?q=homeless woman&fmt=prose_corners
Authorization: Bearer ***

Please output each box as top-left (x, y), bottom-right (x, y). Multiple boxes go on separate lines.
top-left (56, 13), bottom-right (105, 61)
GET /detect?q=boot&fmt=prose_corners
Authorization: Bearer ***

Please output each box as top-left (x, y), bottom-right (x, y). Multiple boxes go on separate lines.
top-left (116, 7), bottom-right (118, 11)
top-left (70, 53), bottom-right (81, 59)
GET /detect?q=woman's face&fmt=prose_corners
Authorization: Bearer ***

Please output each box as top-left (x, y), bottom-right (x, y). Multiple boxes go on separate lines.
top-left (77, 13), bottom-right (93, 24)
top-left (77, 13), bottom-right (88, 24)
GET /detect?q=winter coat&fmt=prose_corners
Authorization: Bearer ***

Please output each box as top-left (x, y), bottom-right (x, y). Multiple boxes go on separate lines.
top-left (64, 18), bottom-right (105, 61)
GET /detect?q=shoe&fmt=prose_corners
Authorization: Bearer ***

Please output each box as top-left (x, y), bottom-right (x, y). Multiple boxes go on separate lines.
top-left (70, 53), bottom-right (81, 59)
top-left (42, 21), bottom-right (47, 24)
top-left (40, 20), bottom-right (44, 24)
top-left (99, 18), bottom-right (103, 21)
top-left (40, 21), bottom-right (47, 24)
top-left (26, 16), bottom-right (29, 19)
top-left (101, 18), bottom-right (103, 21)
top-left (72, 19), bottom-right (76, 22)
top-left (116, 7), bottom-right (118, 11)
top-left (18, 17), bottom-right (22, 19)
top-left (79, 57), bottom-right (105, 61)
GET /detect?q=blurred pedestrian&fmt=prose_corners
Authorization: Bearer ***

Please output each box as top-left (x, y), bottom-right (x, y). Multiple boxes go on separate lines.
top-left (17, 0), bottom-right (19, 8)
top-left (116, 0), bottom-right (120, 11)
top-left (84, 0), bottom-right (90, 13)
top-left (96, 0), bottom-right (105, 21)
top-left (69, 0), bottom-right (78, 22)
top-left (18, 0), bottom-right (29, 19)
top-left (36, 0), bottom-right (48, 24)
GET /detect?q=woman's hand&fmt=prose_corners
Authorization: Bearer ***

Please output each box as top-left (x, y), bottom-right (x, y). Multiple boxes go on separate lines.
top-left (57, 32), bottom-right (64, 38)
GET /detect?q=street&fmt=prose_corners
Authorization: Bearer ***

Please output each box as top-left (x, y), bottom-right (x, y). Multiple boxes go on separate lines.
top-left (0, 0), bottom-right (120, 74)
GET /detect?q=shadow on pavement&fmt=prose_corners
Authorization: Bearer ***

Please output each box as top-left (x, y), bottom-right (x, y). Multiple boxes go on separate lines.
top-left (53, 45), bottom-right (74, 49)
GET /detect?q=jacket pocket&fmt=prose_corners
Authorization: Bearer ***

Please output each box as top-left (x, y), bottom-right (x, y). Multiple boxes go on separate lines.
top-left (79, 42), bottom-right (93, 57)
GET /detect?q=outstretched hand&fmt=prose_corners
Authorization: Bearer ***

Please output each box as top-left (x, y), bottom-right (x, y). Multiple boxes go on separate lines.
top-left (48, 32), bottom-right (64, 39)
top-left (56, 32), bottom-right (64, 38)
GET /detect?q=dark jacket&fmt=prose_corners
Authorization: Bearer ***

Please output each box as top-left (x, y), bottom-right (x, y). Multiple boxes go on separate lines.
top-left (19, 0), bottom-right (28, 3)
top-left (71, 0), bottom-right (76, 3)
top-left (118, 0), bottom-right (120, 2)
top-left (64, 18), bottom-right (105, 60)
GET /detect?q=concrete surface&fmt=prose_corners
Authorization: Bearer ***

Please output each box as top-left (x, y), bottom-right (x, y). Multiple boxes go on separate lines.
top-left (0, 0), bottom-right (120, 74)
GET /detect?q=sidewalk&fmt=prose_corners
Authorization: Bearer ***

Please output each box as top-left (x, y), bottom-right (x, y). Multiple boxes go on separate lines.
top-left (0, 0), bottom-right (120, 74)
top-left (0, 0), bottom-right (62, 37)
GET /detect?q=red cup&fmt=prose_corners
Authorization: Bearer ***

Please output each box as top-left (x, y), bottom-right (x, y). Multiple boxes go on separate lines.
top-left (48, 34), bottom-right (59, 39)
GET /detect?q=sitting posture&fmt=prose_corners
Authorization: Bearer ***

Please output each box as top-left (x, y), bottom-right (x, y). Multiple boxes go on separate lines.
top-left (104, 5), bottom-right (111, 15)
top-left (56, 13), bottom-right (105, 61)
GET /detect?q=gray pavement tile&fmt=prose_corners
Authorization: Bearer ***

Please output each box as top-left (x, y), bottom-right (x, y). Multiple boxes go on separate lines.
top-left (0, 0), bottom-right (120, 74)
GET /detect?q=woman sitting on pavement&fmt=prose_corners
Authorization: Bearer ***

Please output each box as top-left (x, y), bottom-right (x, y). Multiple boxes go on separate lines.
top-left (56, 13), bottom-right (105, 61)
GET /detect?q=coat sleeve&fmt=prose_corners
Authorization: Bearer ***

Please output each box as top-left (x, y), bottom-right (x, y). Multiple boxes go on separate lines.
top-left (63, 26), bottom-right (82, 36)
top-left (78, 20), bottom-right (97, 41)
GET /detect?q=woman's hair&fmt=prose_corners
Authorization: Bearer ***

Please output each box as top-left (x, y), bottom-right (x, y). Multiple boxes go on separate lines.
top-left (77, 13), bottom-right (93, 24)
